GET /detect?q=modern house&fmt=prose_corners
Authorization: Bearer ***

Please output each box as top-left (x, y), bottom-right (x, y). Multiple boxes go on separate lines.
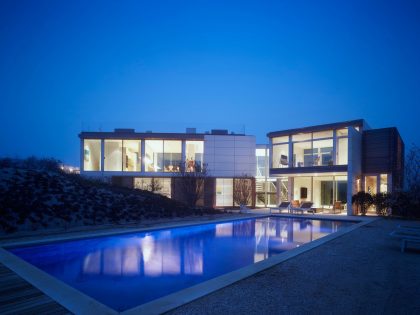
top-left (79, 128), bottom-right (256, 208)
top-left (79, 119), bottom-right (404, 215)
top-left (267, 119), bottom-right (404, 215)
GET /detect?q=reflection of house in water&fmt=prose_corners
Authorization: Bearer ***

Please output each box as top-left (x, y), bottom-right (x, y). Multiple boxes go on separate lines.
top-left (82, 235), bottom-right (203, 277)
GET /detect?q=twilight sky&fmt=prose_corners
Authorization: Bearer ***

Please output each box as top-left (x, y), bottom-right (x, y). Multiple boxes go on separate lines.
top-left (0, 0), bottom-right (419, 166)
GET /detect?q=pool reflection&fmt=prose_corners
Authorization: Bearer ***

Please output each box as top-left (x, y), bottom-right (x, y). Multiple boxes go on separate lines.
top-left (11, 217), bottom-right (353, 311)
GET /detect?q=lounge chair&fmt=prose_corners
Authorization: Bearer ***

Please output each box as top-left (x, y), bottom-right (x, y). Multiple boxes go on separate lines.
top-left (270, 201), bottom-right (291, 214)
top-left (290, 202), bottom-right (313, 214)
top-left (390, 228), bottom-right (420, 252)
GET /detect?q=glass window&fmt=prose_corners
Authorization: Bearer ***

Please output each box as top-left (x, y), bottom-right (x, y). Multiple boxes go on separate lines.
top-left (313, 130), bottom-right (333, 139)
top-left (365, 176), bottom-right (377, 195)
top-left (83, 139), bottom-right (101, 171)
top-left (145, 140), bottom-right (164, 172)
top-left (216, 178), bottom-right (233, 207)
top-left (336, 128), bottom-right (348, 137)
top-left (337, 137), bottom-right (348, 165)
top-left (272, 136), bottom-right (289, 144)
top-left (312, 139), bottom-right (333, 166)
top-left (272, 144), bottom-right (289, 168)
top-left (292, 133), bottom-right (311, 142)
top-left (186, 141), bottom-right (204, 172)
top-left (134, 177), bottom-right (171, 198)
top-left (104, 140), bottom-right (122, 171)
top-left (123, 140), bottom-right (141, 172)
top-left (293, 141), bottom-right (312, 167)
top-left (335, 175), bottom-right (348, 206)
top-left (380, 174), bottom-right (388, 193)
top-left (255, 149), bottom-right (268, 177)
top-left (163, 140), bottom-right (182, 172)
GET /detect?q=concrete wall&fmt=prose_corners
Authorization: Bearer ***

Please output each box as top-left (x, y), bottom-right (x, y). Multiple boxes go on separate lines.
top-left (204, 135), bottom-right (256, 177)
top-left (347, 127), bottom-right (362, 215)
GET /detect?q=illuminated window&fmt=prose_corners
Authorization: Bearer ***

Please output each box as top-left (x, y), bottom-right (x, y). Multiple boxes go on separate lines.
top-left (83, 139), bottom-right (101, 171)
top-left (104, 140), bottom-right (122, 171)
top-left (186, 141), bottom-right (204, 172)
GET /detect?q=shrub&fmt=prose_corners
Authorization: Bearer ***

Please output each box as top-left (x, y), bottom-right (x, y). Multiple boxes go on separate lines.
top-left (352, 191), bottom-right (373, 215)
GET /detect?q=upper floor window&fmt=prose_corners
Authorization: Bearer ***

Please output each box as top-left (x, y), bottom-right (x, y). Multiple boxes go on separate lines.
top-left (145, 140), bottom-right (182, 172)
top-left (83, 139), bottom-right (101, 171)
top-left (186, 141), bottom-right (204, 172)
top-left (272, 136), bottom-right (289, 144)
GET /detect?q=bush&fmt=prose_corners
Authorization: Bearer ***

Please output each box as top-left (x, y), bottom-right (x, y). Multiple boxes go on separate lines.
top-left (352, 191), bottom-right (373, 215)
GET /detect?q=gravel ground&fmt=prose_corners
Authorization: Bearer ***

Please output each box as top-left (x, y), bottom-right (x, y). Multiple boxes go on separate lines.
top-left (168, 218), bottom-right (420, 315)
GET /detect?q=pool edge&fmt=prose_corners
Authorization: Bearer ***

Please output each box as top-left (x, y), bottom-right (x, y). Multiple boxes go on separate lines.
top-left (0, 215), bottom-right (375, 315)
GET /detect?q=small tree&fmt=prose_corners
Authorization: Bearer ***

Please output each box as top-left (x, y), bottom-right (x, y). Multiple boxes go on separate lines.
top-left (372, 192), bottom-right (392, 216)
top-left (148, 178), bottom-right (163, 193)
top-left (233, 175), bottom-right (253, 208)
top-left (177, 163), bottom-right (208, 208)
top-left (352, 191), bottom-right (373, 215)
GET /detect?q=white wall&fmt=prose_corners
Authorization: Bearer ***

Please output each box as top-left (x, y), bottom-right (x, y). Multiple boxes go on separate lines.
top-left (204, 135), bottom-right (256, 177)
top-left (347, 127), bottom-right (362, 215)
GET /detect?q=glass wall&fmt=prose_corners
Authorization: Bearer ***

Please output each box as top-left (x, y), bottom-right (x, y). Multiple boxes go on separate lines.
top-left (272, 143), bottom-right (289, 168)
top-left (145, 140), bottom-right (164, 172)
top-left (83, 139), bottom-right (101, 171)
top-left (216, 178), bottom-right (233, 207)
top-left (163, 140), bottom-right (182, 172)
top-left (365, 176), bottom-right (377, 195)
top-left (134, 177), bottom-right (171, 198)
top-left (271, 128), bottom-right (351, 169)
top-left (256, 148), bottom-right (268, 176)
top-left (186, 141), bottom-right (204, 172)
top-left (123, 140), bottom-right (141, 172)
top-left (278, 177), bottom-right (288, 202)
top-left (380, 174), bottom-right (388, 192)
top-left (104, 140), bottom-right (123, 171)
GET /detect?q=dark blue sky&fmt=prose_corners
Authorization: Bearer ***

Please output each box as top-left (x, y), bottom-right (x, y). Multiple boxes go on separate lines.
top-left (1, 0), bottom-right (419, 165)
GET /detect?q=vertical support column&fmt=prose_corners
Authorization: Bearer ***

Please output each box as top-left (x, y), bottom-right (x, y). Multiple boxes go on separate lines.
top-left (265, 146), bottom-right (269, 207)
top-left (288, 135), bottom-right (293, 167)
top-left (288, 177), bottom-right (294, 202)
top-left (100, 139), bottom-right (105, 172)
top-left (333, 129), bottom-right (337, 165)
top-left (181, 140), bottom-right (186, 170)
top-left (141, 139), bottom-right (146, 173)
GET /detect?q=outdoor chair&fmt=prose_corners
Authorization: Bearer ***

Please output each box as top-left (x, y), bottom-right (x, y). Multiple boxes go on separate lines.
top-left (290, 202), bottom-right (314, 214)
top-left (390, 227), bottom-right (420, 253)
top-left (270, 201), bottom-right (291, 214)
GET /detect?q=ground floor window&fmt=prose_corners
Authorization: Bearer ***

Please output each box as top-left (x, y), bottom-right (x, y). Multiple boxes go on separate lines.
top-left (216, 178), bottom-right (233, 207)
top-left (134, 177), bottom-right (171, 198)
top-left (290, 175), bottom-right (348, 212)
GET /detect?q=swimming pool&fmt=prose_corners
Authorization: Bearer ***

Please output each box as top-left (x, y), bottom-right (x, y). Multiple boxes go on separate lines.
top-left (9, 216), bottom-right (354, 312)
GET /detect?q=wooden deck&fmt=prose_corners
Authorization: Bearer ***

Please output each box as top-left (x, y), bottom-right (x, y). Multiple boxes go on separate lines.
top-left (0, 263), bottom-right (72, 315)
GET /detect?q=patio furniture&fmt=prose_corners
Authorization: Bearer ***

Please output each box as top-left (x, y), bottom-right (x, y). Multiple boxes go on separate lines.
top-left (390, 228), bottom-right (420, 253)
top-left (270, 201), bottom-right (291, 214)
top-left (332, 201), bottom-right (342, 214)
top-left (290, 202), bottom-right (314, 214)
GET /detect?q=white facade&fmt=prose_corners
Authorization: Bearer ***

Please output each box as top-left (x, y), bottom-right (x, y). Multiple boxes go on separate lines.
top-left (204, 135), bottom-right (256, 177)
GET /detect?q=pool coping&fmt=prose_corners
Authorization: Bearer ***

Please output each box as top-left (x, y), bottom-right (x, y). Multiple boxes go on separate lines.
top-left (0, 214), bottom-right (376, 315)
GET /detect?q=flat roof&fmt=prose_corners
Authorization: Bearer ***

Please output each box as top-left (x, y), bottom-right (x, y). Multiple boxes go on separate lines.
top-left (267, 119), bottom-right (366, 138)
top-left (79, 131), bottom-right (247, 140)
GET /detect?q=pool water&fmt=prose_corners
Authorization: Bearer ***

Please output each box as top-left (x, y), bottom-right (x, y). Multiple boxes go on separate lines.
top-left (10, 216), bottom-right (353, 311)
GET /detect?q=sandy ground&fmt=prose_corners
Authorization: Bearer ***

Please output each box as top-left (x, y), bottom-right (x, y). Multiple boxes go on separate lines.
top-left (168, 218), bottom-right (420, 315)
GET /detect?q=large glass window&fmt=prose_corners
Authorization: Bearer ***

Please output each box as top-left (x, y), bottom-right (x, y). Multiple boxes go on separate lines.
top-left (272, 136), bottom-right (289, 144)
top-left (313, 130), bottom-right (333, 139)
top-left (123, 140), bottom-right (141, 172)
top-left (186, 141), bottom-right (204, 172)
top-left (293, 142), bottom-right (312, 167)
top-left (292, 133), bottom-right (311, 142)
top-left (365, 176), bottom-right (377, 195)
top-left (83, 139), bottom-right (101, 171)
top-left (312, 139), bottom-right (333, 166)
top-left (337, 137), bottom-right (348, 165)
top-left (134, 177), bottom-right (171, 198)
top-left (256, 148), bottom-right (268, 176)
top-left (104, 140), bottom-right (122, 171)
top-left (145, 140), bottom-right (164, 172)
top-left (216, 178), bottom-right (233, 207)
top-left (163, 140), bottom-right (182, 172)
top-left (272, 144), bottom-right (289, 168)
top-left (380, 174), bottom-right (388, 192)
